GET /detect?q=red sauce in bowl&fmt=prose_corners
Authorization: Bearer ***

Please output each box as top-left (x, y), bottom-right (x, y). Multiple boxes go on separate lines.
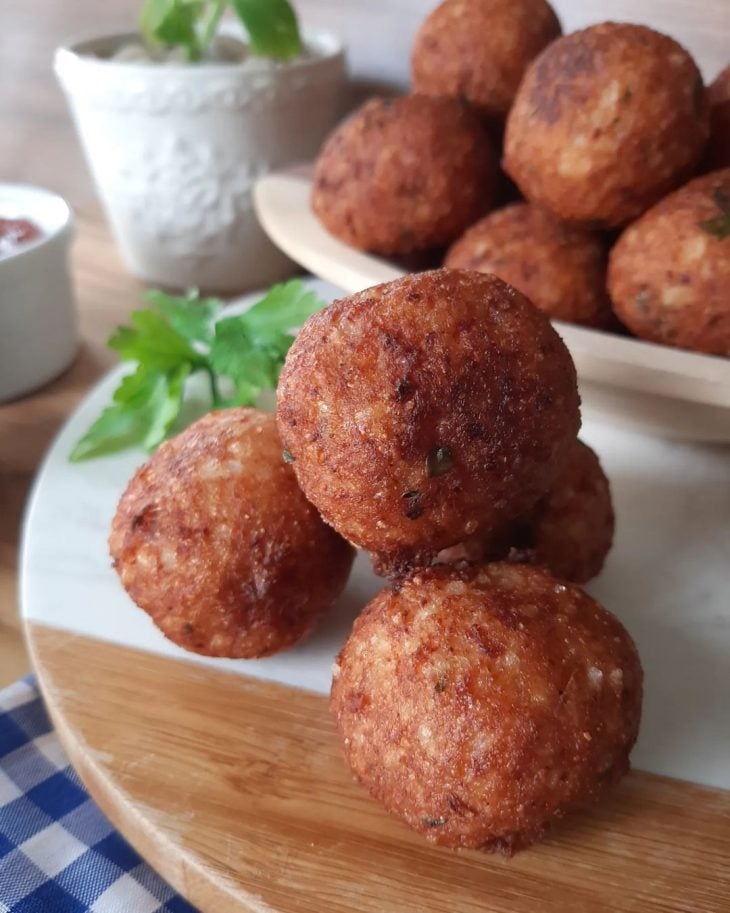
top-left (0, 217), bottom-right (42, 258)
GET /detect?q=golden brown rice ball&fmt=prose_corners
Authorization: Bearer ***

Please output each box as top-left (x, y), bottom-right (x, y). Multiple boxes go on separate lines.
top-left (707, 66), bottom-right (730, 170)
top-left (445, 203), bottom-right (613, 327)
top-left (311, 95), bottom-right (497, 255)
top-left (432, 439), bottom-right (614, 583)
top-left (504, 23), bottom-right (710, 228)
top-left (607, 168), bottom-right (730, 356)
top-left (331, 562), bottom-right (643, 852)
top-left (511, 438), bottom-right (614, 582)
top-left (276, 269), bottom-right (581, 568)
top-left (109, 409), bottom-right (354, 658)
top-left (411, 0), bottom-right (561, 124)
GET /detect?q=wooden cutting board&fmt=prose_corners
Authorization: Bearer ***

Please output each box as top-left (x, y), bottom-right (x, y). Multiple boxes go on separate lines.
top-left (25, 624), bottom-right (730, 913)
top-left (19, 282), bottom-right (730, 913)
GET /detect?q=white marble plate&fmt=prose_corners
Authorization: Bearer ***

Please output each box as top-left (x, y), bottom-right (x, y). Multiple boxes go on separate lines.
top-left (21, 279), bottom-right (730, 791)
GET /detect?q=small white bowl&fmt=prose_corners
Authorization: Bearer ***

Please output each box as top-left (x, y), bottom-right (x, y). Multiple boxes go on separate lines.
top-left (0, 184), bottom-right (77, 402)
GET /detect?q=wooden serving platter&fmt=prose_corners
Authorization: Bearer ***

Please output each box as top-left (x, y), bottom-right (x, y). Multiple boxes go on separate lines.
top-left (253, 166), bottom-right (730, 444)
top-left (25, 627), bottom-right (730, 913)
top-left (20, 281), bottom-right (730, 913)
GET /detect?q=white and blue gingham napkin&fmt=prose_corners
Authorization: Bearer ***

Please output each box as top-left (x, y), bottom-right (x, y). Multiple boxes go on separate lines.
top-left (0, 676), bottom-right (199, 913)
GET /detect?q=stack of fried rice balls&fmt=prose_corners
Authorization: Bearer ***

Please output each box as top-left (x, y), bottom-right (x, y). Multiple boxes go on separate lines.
top-left (111, 265), bottom-right (642, 854)
top-left (276, 267), bottom-right (642, 853)
top-left (312, 0), bottom-right (729, 355)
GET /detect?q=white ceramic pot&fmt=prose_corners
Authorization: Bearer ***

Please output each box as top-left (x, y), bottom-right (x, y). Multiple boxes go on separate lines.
top-left (0, 184), bottom-right (77, 403)
top-left (55, 31), bottom-right (345, 292)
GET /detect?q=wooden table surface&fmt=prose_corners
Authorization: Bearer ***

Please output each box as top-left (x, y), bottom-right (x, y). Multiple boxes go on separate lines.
top-left (0, 1), bottom-right (152, 686)
top-left (0, 211), bottom-right (142, 686)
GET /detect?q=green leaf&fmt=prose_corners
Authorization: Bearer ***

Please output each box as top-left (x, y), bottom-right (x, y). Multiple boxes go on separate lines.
top-left (241, 279), bottom-right (326, 344)
top-left (109, 310), bottom-right (202, 370)
top-left (139, 0), bottom-right (175, 42)
top-left (139, 0), bottom-right (205, 61)
top-left (70, 403), bottom-right (149, 462)
top-left (70, 364), bottom-right (192, 462)
top-left (200, 0), bottom-right (226, 50)
top-left (70, 367), bottom-right (160, 461)
top-left (70, 280), bottom-right (329, 462)
top-left (230, 0), bottom-right (302, 59)
top-left (142, 363), bottom-right (192, 450)
top-left (139, 0), bottom-right (302, 62)
top-left (144, 289), bottom-right (222, 345)
top-left (209, 317), bottom-right (276, 402)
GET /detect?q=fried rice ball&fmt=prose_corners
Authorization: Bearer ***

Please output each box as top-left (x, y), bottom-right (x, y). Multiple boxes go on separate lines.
top-left (514, 438), bottom-right (614, 582)
top-left (503, 23), bottom-right (710, 228)
top-left (411, 0), bottom-right (561, 124)
top-left (445, 203), bottom-right (613, 328)
top-left (432, 439), bottom-right (614, 583)
top-left (331, 562), bottom-right (643, 852)
top-left (109, 409), bottom-right (354, 658)
top-left (277, 269), bottom-right (581, 567)
top-left (707, 66), bottom-right (730, 170)
top-left (607, 168), bottom-right (730, 356)
top-left (311, 95), bottom-right (497, 255)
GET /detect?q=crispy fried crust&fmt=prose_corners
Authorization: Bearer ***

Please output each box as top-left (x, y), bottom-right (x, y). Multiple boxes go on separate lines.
top-left (706, 67), bottom-right (730, 170)
top-left (109, 409), bottom-right (354, 658)
top-left (426, 439), bottom-right (614, 584)
top-left (411, 0), bottom-right (561, 123)
top-left (331, 562), bottom-right (643, 852)
top-left (276, 269), bottom-right (581, 563)
top-left (311, 95), bottom-right (497, 255)
top-left (522, 439), bottom-right (614, 582)
top-left (445, 203), bottom-right (613, 327)
top-left (504, 23), bottom-right (709, 227)
top-left (607, 168), bottom-right (730, 355)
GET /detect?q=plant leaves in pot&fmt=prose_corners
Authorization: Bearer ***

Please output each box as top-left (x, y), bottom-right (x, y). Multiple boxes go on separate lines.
top-left (55, 0), bottom-right (345, 292)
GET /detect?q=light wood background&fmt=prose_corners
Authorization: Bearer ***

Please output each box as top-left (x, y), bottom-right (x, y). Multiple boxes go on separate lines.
top-left (1, 0), bottom-right (728, 687)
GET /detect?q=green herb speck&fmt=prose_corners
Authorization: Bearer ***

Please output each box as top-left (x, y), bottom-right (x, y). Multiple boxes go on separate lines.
top-left (698, 187), bottom-right (730, 239)
top-left (427, 446), bottom-right (454, 478)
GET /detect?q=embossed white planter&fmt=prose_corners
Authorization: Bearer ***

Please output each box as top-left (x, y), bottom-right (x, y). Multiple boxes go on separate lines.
top-left (55, 31), bottom-right (345, 292)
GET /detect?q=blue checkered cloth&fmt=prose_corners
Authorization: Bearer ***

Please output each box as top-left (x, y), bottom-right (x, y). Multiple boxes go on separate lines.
top-left (0, 676), bottom-right (199, 913)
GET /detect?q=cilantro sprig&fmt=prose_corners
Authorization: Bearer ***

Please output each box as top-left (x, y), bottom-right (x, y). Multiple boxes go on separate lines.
top-left (139, 0), bottom-right (303, 62)
top-left (70, 280), bottom-right (326, 462)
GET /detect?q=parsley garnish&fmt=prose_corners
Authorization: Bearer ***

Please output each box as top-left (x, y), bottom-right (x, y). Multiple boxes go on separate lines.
top-left (70, 280), bottom-right (326, 462)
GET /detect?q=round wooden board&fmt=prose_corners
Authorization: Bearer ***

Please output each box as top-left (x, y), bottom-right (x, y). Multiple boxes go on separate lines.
top-left (25, 623), bottom-right (730, 913)
top-left (17, 281), bottom-right (730, 913)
